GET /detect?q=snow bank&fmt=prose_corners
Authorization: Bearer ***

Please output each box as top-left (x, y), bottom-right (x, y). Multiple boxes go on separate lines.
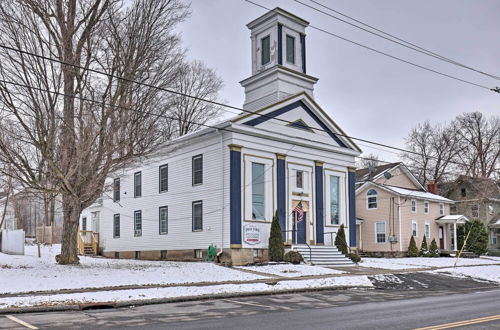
top-left (360, 257), bottom-right (500, 270)
top-left (0, 244), bottom-right (266, 294)
top-left (236, 264), bottom-right (345, 277)
top-left (0, 275), bottom-right (373, 310)
top-left (432, 265), bottom-right (500, 284)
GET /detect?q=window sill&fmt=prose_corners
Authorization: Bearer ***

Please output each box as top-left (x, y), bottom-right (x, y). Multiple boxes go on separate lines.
top-left (192, 229), bottom-right (203, 232)
top-left (159, 232), bottom-right (168, 235)
top-left (244, 219), bottom-right (270, 223)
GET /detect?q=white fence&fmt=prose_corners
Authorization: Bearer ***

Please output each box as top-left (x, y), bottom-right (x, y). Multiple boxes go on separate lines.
top-left (0, 229), bottom-right (25, 255)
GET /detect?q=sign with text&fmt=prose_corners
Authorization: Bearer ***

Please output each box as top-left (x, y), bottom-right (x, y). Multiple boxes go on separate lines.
top-left (243, 224), bottom-right (261, 245)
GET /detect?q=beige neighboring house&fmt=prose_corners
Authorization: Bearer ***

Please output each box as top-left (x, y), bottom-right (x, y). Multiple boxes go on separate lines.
top-left (355, 163), bottom-right (467, 257)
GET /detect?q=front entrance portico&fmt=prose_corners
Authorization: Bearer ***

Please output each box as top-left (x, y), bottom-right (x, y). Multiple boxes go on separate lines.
top-left (435, 215), bottom-right (469, 251)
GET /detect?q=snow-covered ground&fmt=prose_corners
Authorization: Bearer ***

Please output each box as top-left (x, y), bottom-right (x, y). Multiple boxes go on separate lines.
top-left (237, 264), bottom-right (345, 277)
top-left (432, 265), bottom-right (500, 284)
top-left (0, 275), bottom-right (373, 310)
top-left (360, 256), bottom-right (500, 270)
top-left (0, 244), bottom-right (266, 294)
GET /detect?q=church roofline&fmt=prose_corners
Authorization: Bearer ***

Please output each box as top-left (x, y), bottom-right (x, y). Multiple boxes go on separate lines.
top-left (246, 7), bottom-right (309, 29)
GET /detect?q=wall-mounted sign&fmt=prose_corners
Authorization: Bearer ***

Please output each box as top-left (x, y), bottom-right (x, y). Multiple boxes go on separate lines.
top-left (244, 224), bottom-right (260, 245)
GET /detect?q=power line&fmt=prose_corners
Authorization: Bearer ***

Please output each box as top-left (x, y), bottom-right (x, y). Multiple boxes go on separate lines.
top-left (0, 43), bottom-right (474, 168)
top-left (243, 0), bottom-right (498, 93)
top-left (297, 0), bottom-right (500, 81)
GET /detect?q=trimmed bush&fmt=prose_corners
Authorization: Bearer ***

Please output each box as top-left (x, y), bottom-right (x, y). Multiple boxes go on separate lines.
top-left (428, 238), bottom-right (439, 257)
top-left (419, 235), bottom-right (428, 257)
top-left (284, 251), bottom-right (304, 264)
top-left (348, 253), bottom-right (361, 263)
top-left (334, 224), bottom-right (348, 255)
top-left (407, 236), bottom-right (419, 257)
top-left (268, 210), bottom-right (284, 262)
top-left (457, 219), bottom-right (488, 256)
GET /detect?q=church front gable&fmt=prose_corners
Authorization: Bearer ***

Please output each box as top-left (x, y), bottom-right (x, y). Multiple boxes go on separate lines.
top-left (239, 98), bottom-right (354, 150)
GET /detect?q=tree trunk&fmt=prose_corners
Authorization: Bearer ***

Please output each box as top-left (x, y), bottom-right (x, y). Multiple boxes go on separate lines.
top-left (58, 196), bottom-right (81, 264)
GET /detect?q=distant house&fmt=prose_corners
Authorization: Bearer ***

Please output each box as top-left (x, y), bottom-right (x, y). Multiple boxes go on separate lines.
top-left (80, 8), bottom-right (361, 266)
top-left (355, 163), bottom-right (467, 257)
top-left (438, 176), bottom-right (500, 256)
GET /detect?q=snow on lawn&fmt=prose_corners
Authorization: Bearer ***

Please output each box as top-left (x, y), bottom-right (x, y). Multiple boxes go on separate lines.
top-left (360, 257), bottom-right (500, 270)
top-left (0, 275), bottom-right (373, 310)
top-left (236, 264), bottom-right (346, 277)
top-left (0, 244), bottom-right (267, 294)
top-left (432, 265), bottom-right (500, 284)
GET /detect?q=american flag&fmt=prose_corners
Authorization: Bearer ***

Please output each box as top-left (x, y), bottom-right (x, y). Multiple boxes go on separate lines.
top-left (294, 201), bottom-right (304, 223)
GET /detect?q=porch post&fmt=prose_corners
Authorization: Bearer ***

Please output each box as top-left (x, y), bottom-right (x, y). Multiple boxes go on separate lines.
top-left (276, 153), bottom-right (287, 241)
top-left (453, 222), bottom-right (458, 251)
top-left (229, 144), bottom-right (242, 247)
top-left (315, 161), bottom-right (324, 244)
top-left (348, 167), bottom-right (357, 247)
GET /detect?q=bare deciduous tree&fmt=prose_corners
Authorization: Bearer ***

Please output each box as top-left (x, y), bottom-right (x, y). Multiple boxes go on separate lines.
top-left (402, 121), bottom-right (462, 185)
top-left (167, 60), bottom-right (223, 137)
top-left (0, 0), bottom-right (189, 264)
top-left (454, 112), bottom-right (499, 179)
top-left (357, 153), bottom-right (381, 169)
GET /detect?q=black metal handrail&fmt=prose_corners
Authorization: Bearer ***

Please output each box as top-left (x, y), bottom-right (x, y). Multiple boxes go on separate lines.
top-left (282, 229), bottom-right (313, 265)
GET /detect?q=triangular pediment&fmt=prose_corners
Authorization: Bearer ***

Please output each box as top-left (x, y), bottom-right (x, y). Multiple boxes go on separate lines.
top-left (232, 93), bottom-right (361, 152)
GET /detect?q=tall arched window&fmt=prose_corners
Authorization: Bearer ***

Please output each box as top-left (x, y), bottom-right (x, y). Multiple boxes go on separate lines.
top-left (367, 189), bottom-right (378, 209)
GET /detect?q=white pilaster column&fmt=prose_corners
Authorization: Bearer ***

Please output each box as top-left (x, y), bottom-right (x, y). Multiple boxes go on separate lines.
top-left (453, 222), bottom-right (458, 251)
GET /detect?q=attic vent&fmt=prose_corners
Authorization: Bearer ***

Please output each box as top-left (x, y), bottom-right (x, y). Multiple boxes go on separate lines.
top-left (287, 119), bottom-right (314, 133)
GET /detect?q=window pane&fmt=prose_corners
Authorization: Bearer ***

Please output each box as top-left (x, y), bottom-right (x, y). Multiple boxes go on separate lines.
top-left (159, 207), bottom-right (168, 234)
top-left (367, 189), bottom-right (377, 209)
top-left (296, 170), bottom-right (303, 189)
top-left (159, 165), bottom-right (168, 192)
top-left (193, 202), bottom-right (203, 231)
top-left (113, 214), bottom-right (120, 238)
top-left (135, 211), bottom-right (142, 236)
top-left (376, 222), bottom-right (385, 243)
top-left (192, 155), bottom-right (203, 185)
top-left (252, 163), bottom-right (265, 220)
top-left (82, 217), bottom-right (87, 231)
top-left (286, 35), bottom-right (295, 63)
top-left (114, 178), bottom-right (120, 202)
top-left (261, 36), bottom-right (270, 65)
top-left (134, 172), bottom-right (141, 197)
top-left (330, 176), bottom-right (339, 225)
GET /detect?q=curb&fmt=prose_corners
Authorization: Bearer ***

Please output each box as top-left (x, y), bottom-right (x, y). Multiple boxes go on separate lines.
top-left (0, 285), bottom-right (373, 315)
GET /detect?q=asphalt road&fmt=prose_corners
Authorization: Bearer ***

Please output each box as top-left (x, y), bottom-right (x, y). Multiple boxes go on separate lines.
top-left (2, 273), bottom-right (499, 329)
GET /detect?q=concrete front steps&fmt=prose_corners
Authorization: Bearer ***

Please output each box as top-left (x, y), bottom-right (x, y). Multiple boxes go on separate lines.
top-left (292, 245), bottom-right (354, 266)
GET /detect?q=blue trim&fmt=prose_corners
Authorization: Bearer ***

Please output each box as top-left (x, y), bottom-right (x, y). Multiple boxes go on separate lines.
top-left (277, 158), bottom-right (286, 241)
top-left (244, 100), bottom-right (348, 149)
top-left (300, 33), bottom-right (306, 74)
top-left (277, 24), bottom-right (283, 65)
top-left (348, 171), bottom-right (356, 247)
top-left (230, 149), bottom-right (242, 245)
top-left (315, 165), bottom-right (324, 244)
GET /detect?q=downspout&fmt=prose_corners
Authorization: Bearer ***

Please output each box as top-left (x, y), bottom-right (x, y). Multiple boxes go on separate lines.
top-left (398, 196), bottom-right (402, 252)
top-left (218, 129), bottom-right (225, 257)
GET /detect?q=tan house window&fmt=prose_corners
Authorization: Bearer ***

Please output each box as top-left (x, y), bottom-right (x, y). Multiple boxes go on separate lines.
top-left (375, 222), bottom-right (386, 243)
top-left (412, 221), bottom-right (418, 237)
top-left (411, 199), bottom-right (417, 213)
top-left (471, 204), bottom-right (479, 218)
top-left (367, 189), bottom-right (377, 209)
top-left (424, 201), bottom-right (429, 214)
top-left (439, 203), bottom-right (444, 216)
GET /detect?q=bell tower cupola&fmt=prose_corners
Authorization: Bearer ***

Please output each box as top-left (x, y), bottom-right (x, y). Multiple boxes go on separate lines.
top-left (240, 8), bottom-right (318, 110)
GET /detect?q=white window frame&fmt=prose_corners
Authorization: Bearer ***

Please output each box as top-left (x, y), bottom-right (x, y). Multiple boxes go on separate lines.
top-left (325, 170), bottom-right (346, 227)
top-left (411, 199), bottom-right (417, 213)
top-left (366, 189), bottom-right (378, 210)
top-left (192, 154), bottom-right (203, 186)
top-left (375, 221), bottom-right (386, 243)
top-left (439, 203), bottom-right (444, 216)
top-left (159, 206), bottom-right (168, 235)
top-left (424, 201), bottom-right (429, 214)
top-left (113, 214), bottom-right (120, 238)
top-left (134, 210), bottom-right (142, 237)
top-left (261, 35), bottom-right (271, 66)
top-left (286, 34), bottom-right (295, 64)
top-left (192, 200), bottom-right (203, 232)
top-left (491, 231), bottom-right (497, 245)
top-left (424, 222), bottom-right (430, 239)
top-left (159, 164), bottom-right (168, 193)
top-left (412, 220), bottom-right (418, 237)
top-left (244, 155), bottom-right (274, 222)
top-left (134, 172), bottom-right (142, 198)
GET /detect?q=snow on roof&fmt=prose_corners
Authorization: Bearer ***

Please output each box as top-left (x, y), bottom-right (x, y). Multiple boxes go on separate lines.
top-left (383, 185), bottom-right (453, 203)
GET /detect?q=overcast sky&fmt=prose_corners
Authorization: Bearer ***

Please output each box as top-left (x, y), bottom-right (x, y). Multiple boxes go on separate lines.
top-left (175, 0), bottom-right (500, 161)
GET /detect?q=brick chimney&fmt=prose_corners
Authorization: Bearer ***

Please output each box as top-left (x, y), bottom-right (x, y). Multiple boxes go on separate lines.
top-left (427, 182), bottom-right (437, 194)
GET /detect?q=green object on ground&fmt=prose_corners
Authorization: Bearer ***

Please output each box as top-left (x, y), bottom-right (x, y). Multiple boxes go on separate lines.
top-left (206, 244), bottom-right (216, 262)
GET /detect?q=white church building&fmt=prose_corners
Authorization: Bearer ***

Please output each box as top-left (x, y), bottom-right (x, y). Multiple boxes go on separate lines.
top-left (80, 8), bottom-right (361, 265)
